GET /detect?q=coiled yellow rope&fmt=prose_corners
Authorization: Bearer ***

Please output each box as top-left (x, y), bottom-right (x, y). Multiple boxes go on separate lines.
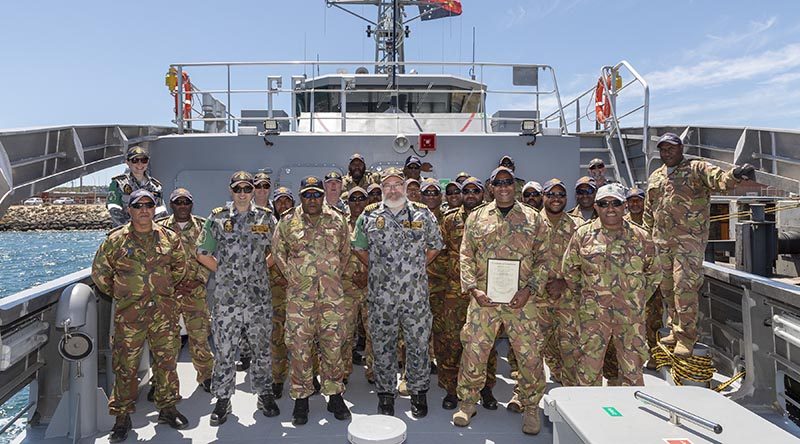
top-left (650, 341), bottom-right (745, 392)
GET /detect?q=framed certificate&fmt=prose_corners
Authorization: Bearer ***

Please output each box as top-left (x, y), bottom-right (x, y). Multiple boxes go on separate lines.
top-left (486, 258), bottom-right (520, 303)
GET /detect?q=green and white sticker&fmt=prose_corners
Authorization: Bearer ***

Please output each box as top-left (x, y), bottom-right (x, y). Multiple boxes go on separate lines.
top-left (602, 406), bottom-right (622, 417)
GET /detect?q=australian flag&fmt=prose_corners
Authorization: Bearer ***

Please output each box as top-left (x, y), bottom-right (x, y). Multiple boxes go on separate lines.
top-left (418, 0), bottom-right (462, 21)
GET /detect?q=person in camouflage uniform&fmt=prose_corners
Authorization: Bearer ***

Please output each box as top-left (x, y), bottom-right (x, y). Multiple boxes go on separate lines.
top-left (324, 170), bottom-right (350, 214)
top-left (268, 186), bottom-right (295, 398)
top-left (498, 155), bottom-right (527, 201)
top-left (644, 133), bottom-right (755, 356)
top-left (107, 146), bottom-right (167, 227)
top-left (405, 178), bottom-right (422, 203)
top-left (273, 176), bottom-right (352, 424)
top-left (439, 177), bottom-right (498, 411)
top-left (588, 158), bottom-right (609, 188)
top-left (156, 188), bottom-right (213, 391)
top-left (453, 167), bottom-right (550, 436)
top-left (442, 181), bottom-right (463, 212)
top-left (352, 167), bottom-right (444, 418)
top-left (342, 187), bottom-right (372, 382)
top-left (196, 171), bottom-right (280, 426)
top-left (562, 183), bottom-right (663, 386)
top-left (521, 181), bottom-right (544, 210)
top-left (343, 152), bottom-right (380, 193)
top-left (421, 178), bottom-right (447, 375)
top-left (91, 189), bottom-right (188, 442)
top-left (367, 183), bottom-right (382, 205)
top-left (567, 176), bottom-right (598, 222)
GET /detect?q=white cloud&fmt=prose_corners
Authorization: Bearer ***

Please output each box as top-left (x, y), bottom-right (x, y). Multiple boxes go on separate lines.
top-left (686, 17), bottom-right (777, 59)
top-left (760, 70), bottom-right (800, 85)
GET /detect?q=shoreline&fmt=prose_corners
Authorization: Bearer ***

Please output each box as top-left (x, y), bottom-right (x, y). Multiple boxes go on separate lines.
top-left (0, 204), bottom-right (112, 231)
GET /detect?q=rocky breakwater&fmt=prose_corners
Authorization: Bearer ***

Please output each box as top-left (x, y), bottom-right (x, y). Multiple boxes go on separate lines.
top-left (0, 205), bottom-right (112, 231)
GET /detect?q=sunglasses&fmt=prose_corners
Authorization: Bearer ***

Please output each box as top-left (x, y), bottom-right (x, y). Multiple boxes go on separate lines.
top-left (172, 198), bottom-right (192, 206)
top-left (130, 201), bottom-right (155, 209)
top-left (348, 195), bottom-right (368, 202)
top-left (301, 191), bottom-right (324, 199)
top-left (491, 178), bottom-right (515, 187)
top-left (462, 188), bottom-right (482, 195)
top-left (368, 191), bottom-right (382, 197)
top-left (129, 157), bottom-right (149, 164)
top-left (589, 165), bottom-right (604, 170)
top-left (405, 164), bottom-right (421, 170)
top-left (445, 189), bottom-right (462, 196)
top-left (421, 190), bottom-right (440, 197)
top-left (596, 199), bottom-right (624, 208)
top-left (544, 191), bottom-right (567, 198)
top-left (254, 183), bottom-right (271, 190)
top-left (576, 188), bottom-right (596, 195)
top-left (232, 185), bottom-right (254, 194)
top-left (500, 162), bottom-right (514, 168)
top-left (523, 191), bottom-right (541, 198)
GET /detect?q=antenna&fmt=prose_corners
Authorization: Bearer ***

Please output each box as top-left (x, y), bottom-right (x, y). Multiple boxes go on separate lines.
top-left (470, 26), bottom-right (476, 80)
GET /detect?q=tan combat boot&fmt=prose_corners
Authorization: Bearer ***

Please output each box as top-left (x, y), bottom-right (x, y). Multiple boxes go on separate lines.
top-left (673, 340), bottom-right (693, 358)
top-left (397, 379), bottom-right (409, 396)
top-left (659, 333), bottom-right (676, 345)
top-left (452, 402), bottom-right (477, 427)
top-left (506, 393), bottom-right (523, 413)
top-left (522, 406), bottom-right (542, 435)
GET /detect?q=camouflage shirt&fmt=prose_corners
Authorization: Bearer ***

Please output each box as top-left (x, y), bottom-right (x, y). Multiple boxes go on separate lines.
top-left (537, 210), bottom-right (580, 308)
top-left (460, 201), bottom-right (549, 297)
top-left (562, 218), bottom-right (662, 313)
top-left (107, 172), bottom-right (167, 227)
top-left (91, 223), bottom-right (186, 317)
top-left (352, 201), bottom-right (444, 303)
top-left (156, 215), bottom-right (210, 286)
top-left (426, 207), bottom-right (448, 294)
top-left (624, 212), bottom-right (644, 227)
top-left (441, 206), bottom-right (469, 296)
top-left (567, 205), bottom-right (598, 222)
top-left (197, 202), bottom-right (276, 300)
top-left (644, 158), bottom-right (737, 245)
top-left (272, 205), bottom-right (350, 293)
top-left (343, 172), bottom-right (380, 194)
top-left (343, 215), bottom-right (368, 291)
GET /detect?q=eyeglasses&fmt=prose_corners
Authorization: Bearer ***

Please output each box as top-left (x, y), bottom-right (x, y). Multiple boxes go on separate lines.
top-left (384, 183), bottom-right (404, 190)
top-left (254, 183), bottom-right (271, 190)
top-left (544, 191), bottom-right (567, 198)
top-left (301, 191), bottom-right (324, 199)
top-left (462, 188), bottom-right (482, 195)
top-left (491, 178), bottom-right (515, 187)
top-left (522, 191), bottom-right (541, 198)
top-left (348, 195), bottom-right (368, 202)
top-left (129, 157), bottom-right (149, 164)
top-left (130, 201), bottom-right (155, 209)
top-left (500, 162), bottom-right (514, 168)
top-left (596, 199), bottom-right (624, 208)
top-left (576, 188), bottom-right (596, 195)
top-left (589, 165), bottom-right (604, 170)
top-left (232, 185), bottom-right (254, 194)
top-left (368, 191), bottom-right (382, 197)
top-left (421, 190), bottom-right (440, 197)
top-left (405, 164), bottom-right (420, 170)
top-left (172, 198), bottom-right (192, 206)
top-left (445, 189), bottom-right (461, 196)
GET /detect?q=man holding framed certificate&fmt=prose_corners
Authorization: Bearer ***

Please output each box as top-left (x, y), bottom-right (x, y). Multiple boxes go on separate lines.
top-left (452, 167), bottom-right (550, 436)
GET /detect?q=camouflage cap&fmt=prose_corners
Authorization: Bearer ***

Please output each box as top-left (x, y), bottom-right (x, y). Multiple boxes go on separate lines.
top-left (169, 187), bottom-right (193, 202)
top-left (626, 186), bottom-right (645, 199)
top-left (596, 183), bottom-right (627, 202)
top-left (542, 178), bottom-right (565, 192)
top-left (300, 176), bottom-right (324, 193)
top-left (272, 186), bottom-right (293, 201)
top-left (455, 171), bottom-right (470, 181)
top-left (349, 153), bottom-right (366, 164)
top-left (349, 186), bottom-right (367, 197)
top-left (657, 132), bottom-right (683, 147)
top-left (404, 155), bottom-right (422, 167)
top-left (420, 178), bottom-right (441, 191)
top-left (574, 176), bottom-right (597, 190)
top-left (126, 146), bottom-right (149, 160)
top-left (522, 181), bottom-right (543, 193)
top-left (405, 178), bottom-right (420, 187)
top-left (367, 183), bottom-right (382, 193)
top-left (445, 181), bottom-right (463, 191)
top-left (253, 171), bottom-right (271, 185)
top-left (490, 166), bottom-right (515, 181)
top-left (230, 171), bottom-right (254, 188)
top-left (589, 158), bottom-right (605, 168)
top-left (380, 167), bottom-right (404, 182)
top-left (130, 189), bottom-right (156, 205)
top-left (461, 176), bottom-right (484, 190)
top-left (324, 170), bottom-right (344, 183)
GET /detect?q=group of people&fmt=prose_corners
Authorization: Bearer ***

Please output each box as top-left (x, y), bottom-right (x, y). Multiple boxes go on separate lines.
top-left (92, 133), bottom-right (756, 441)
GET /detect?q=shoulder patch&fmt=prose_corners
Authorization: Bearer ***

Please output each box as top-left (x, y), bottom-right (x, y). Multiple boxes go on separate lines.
top-left (412, 201), bottom-right (428, 209)
top-left (193, 215), bottom-right (206, 224)
top-left (112, 174), bottom-right (127, 181)
top-left (212, 207), bottom-right (225, 215)
top-left (150, 177), bottom-right (162, 186)
top-left (364, 203), bottom-right (380, 212)
top-left (255, 205), bottom-right (272, 213)
top-left (471, 202), bottom-right (489, 212)
top-left (444, 207), bottom-right (460, 215)
top-left (154, 215), bottom-right (170, 224)
top-left (280, 207), bottom-right (295, 218)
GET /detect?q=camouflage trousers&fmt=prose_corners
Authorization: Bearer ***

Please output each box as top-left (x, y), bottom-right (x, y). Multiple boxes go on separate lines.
top-left (540, 307), bottom-right (581, 386)
top-left (604, 289), bottom-right (665, 380)
top-left (457, 300), bottom-right (545, 409)
top-left (271, 288), bottom-right (288, 383)
top-left (369, 294), bottom-right (432, 395)
top-left (429, 289), bottom-right (445, 363)
top-left (341, 282), bottom-right (367, 377)
top-left (110, 306), bottom-right (180, 415)
top-left (177, 287), bottom-right (214, 383)
top-left (359, 300), bottom-right (374, 380)
top-left (437, 294), bottom-right (497, 395)
top-left (285, 290), bottom-right (346, 399)
top-left (659, 241), bottom-right (705, 347)
top-left (211, 298), bottom-right (273, 399)
top-left (536, 306), bottom-right (563, 381)
top-left (576, 302), bottom-right (648, 386)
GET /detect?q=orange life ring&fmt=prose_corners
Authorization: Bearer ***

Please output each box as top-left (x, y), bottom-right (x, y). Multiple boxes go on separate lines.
top-left (594, 76), bottom-right (612, 124)
top-left (173, 72), bottom-right (193, 120)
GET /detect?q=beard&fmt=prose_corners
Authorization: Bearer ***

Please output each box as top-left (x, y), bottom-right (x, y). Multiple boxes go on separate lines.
top-left (383, 195), bottom-right (407, 210)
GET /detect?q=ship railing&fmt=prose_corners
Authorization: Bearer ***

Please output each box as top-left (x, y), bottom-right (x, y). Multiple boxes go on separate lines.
top-left (167, 60), bottom-right (567, 135)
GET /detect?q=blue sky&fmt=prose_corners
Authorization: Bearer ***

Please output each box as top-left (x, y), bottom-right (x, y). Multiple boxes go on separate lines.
top-left (1, 0), bottom-right (798, 185)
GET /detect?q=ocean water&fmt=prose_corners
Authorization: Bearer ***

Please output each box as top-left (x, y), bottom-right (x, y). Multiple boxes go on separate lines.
top-left (0, 230), bottom-right (105, 443)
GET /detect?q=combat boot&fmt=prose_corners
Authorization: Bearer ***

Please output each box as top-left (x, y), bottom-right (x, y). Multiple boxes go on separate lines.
top-left (200, 378), bottom-right (212, 393)
top-left (109, 414), bottom-right (131, 443)
top-left (674, 340), bottom-right (693, 358)
top-left (312, 376), bottom-right (321, 394)
top-left (292, 397), bottom-right (310, 425)
top-left (158, 406), bottom-right (189, 429)
top-left (522, 406), bottom-right (542, 435)
top-left (442, 393), bottom-right (458, 410)
top-left (210, 398), bottom-right (231, 426)
top-left (258, 393), bottom-right (280, 417)
top-left (236, 355), bottom-right (251, 371)
top-left (410, 393), bottom-right (428, 418)
top-left (272, 382), bottom-right (284, 399)
top-left (377, 392), bottom-right (395, 416)
top-left (327, 393), bottom-right (352, 420)
top-left (452, 402), bottom-right (477, 427)
top-left (659, 333), bottom-right (676, 345)
top-left (480, 386), bottom-right (498, 410)
top-left (506, 393), bottom-right (522, 413)
top-left (147, 385), bottom-right (155, 402)
top-left (397, 379), bottom-right (409, 396)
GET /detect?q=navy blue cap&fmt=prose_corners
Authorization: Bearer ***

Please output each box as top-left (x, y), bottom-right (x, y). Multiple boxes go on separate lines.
top-left (626, 187), bottom-right (645, 199)
top-left (657, 133), bottom-right (683, 147)
top-left (272, 186), bottom-right (293, 201)
top-left (300, 176), bottom-right (324, 193)
top-left (404, 155), bottom-right (422, 167)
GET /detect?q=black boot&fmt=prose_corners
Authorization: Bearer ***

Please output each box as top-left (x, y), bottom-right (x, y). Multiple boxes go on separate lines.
top-left (158, 406), bottom-right (189, 429)
top-left (258, 393), bottom-right (280, 417)
top-left (147, 385), bottom-right (155, 402)
top-left (272, 382), bottom-right (284, 399)
top-left (377, 392), bottom-right (395, 416)
top-left (442, 393), bottom-right (458, 410)
top-left (210, 398), bottom-right (231, 426)
top-left (312, 376), bottom-right (321, 394)
top-left (292, 397), bottom-right (310, 425)
top-left (480, 386), bottom-right (498, 410)
top-left (352, 350), bottom-right (365, 365)
top-left (327, 393), bottom-right (352, 420)
top-left (109, 414), bottom-right (131, 443)
top-left (236, 355), bottom-right (251, 371)
top-left (410, 393), bottom-right (428, 418)
top-left (200, 378), bottom-right (212, 393)
top-left (430, 362), bottom-right (438, 374)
